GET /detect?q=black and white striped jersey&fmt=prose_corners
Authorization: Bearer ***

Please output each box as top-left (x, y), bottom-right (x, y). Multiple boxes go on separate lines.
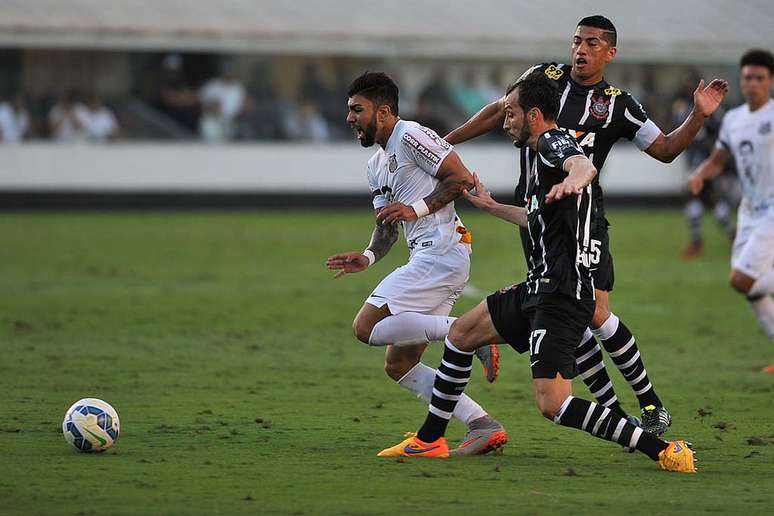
top-left (515, 63), bottom-right (661, 219)
top-left (524, 128), bottom-right (595, 301)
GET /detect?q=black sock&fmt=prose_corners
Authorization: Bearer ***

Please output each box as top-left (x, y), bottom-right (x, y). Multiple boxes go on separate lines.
top-left (417, 337), bottom-right (474, 443)
top-left (554, 396), bottom-right (668, 460)
top-left (575, 329), bottom-right (625, 414)
top-left (596, 314), bottom-right (662, 409)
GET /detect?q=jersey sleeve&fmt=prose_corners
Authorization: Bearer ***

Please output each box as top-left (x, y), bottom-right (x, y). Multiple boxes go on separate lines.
top-left (399, 125), bottom-right (454, 176)
top-left (537, 130), bottom-right (585, 170)
top-left (716, 111), bottom-right (732, 150)
top-left (620, 93), bottom-right (661, 151)
top-left (367, 162), bottom-right (388, 210)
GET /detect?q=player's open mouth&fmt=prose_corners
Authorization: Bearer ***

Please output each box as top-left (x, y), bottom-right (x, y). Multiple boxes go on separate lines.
top-left (576, 57), bottom-right (587, 66)
top-left (354, 127), bottom-right (364, 139)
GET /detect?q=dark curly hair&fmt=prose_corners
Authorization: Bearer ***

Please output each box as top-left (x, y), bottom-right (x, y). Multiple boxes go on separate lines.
top-left (740, 49), bottom-right (774, 74)
top-left (347, 72), bottom-right (399, 116)
top-left (506, 71), bottom-right (560, 121)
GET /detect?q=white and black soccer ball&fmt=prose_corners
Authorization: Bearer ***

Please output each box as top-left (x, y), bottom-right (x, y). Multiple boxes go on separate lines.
top-left (62, 398), bottom-right (120, 452)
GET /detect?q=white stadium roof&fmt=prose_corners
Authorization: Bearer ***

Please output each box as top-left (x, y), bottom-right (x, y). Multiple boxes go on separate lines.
top-left (0, 0), bottom-right (771, 63)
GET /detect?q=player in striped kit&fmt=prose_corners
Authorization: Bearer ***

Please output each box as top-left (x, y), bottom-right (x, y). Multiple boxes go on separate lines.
top-left (378, 71), bottom-right (696, 473)
top-left (689, 49), bottom-right (774, 372)
top-left (444, 15), bottom-right (728, 435)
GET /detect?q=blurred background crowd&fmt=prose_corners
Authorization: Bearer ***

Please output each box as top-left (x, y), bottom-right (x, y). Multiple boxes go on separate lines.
top-left (0, 49), bottom-right (745, 145)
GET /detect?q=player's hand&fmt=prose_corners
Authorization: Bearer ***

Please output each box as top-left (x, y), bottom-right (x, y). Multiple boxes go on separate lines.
top-left (545, 178), bottom-right (583, 203)
top-left (377, 202), bottom-right (417, 225)
top-left (693, 79), bottom-right (729, 117)
top-left (463, 173), bottom-right (496, 211)
top-left (326, 252), bottom-right (369, 278)
top-left (687, 173), bottom-right (705, 196)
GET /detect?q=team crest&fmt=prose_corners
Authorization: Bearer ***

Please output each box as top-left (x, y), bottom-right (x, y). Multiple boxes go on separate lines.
top-left (544, 65), bottom-right (564, 81)
top-left (589, 95), bottom-right (610, 121)
top-left (759, 121), bottom-right (771, 135)
top-left (388, 154), bottom-right (398, 173)
top-left (604, 86), bottom-right (622, 96)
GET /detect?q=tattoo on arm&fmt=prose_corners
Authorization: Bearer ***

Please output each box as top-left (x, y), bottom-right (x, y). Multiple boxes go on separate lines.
top-left (366, 212), bottom-right (399, 262)
top-left (424, 175), bottom-right (470, 213)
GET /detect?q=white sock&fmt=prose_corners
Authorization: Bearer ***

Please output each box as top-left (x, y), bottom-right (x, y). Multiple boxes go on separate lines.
top-left (592, 313), bottom-right (619, 340)
top-left (397, 362), bottom-right (487, 425)
top-left (749, 296), bottom-right (774, 342)
top-left (749, 270), bottom-right (774, 298)
top-left (368, 313), bottom-right (455, 347)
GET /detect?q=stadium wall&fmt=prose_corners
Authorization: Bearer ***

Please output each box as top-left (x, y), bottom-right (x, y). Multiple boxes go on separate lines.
top-left (0, 144), bottom-right (686, 209)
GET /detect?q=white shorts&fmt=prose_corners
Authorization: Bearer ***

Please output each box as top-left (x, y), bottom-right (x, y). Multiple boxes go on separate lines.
top-left (366, 244), bottom-right (470, 316)
top-left (732, 205), bottom-right (774, 279)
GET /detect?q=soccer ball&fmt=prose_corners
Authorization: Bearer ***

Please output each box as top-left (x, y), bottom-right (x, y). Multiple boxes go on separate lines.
top-left (62, 398), bottom-right (120, 452)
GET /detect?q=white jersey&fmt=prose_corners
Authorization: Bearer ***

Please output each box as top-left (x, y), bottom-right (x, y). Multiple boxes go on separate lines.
top-left (717, 99), bottom-right (774, 210)
top-left (367, 120), bottom-right (460, 255)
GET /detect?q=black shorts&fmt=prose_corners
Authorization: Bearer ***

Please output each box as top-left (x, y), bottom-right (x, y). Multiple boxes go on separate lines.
top-left (519, 220), bottom-right (614, 292)
top-left (487, 284), bottom-right (595, 379)
top-left (589, 219), bottom-right (614, 292)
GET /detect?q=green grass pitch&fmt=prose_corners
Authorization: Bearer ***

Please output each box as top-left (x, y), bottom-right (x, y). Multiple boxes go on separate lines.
top-left (1, 209), bottom-right (773, 515)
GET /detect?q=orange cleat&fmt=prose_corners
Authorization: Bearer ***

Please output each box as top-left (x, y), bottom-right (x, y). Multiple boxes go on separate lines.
top-left (377, 432), bottom-right (449, 458)
top-left (680, 242), bottom-right (703, 259)
top-left (761, 362), bottom-right (774, 373)
top-left (475, 344), bottom-right (500, 383)
top-left (657, 440), bottom-right (697, 473)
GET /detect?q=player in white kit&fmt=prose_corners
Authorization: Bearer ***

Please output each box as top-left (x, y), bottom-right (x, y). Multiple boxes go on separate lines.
top-left (689, 49), bottom-right (774, 372)
top-left (326, 72), bottom-right (508, 454)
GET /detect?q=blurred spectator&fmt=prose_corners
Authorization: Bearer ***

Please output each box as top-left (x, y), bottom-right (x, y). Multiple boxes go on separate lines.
top-left (199, 61), bottom-right (249, 141)
top-left (76, 94), bottom-right (120, 142)
top-left (199, 99), bottom-right (228, 143)
top-left (156, 53), bottom-right (200, 131)
top-left (417, 69), bottom-right (461, 132)
top-left (412, 97), bottom-right (451, 137)
top-left (284, 101), bottom-right (331, 142)
top-left (48, 92), bottom-right (86, 142)
top-left (452, 69), bottom-right (492, 118)
top-left (0, 93), bottom-right (30, 142)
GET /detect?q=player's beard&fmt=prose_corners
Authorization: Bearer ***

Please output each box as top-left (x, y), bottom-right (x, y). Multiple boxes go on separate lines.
top-left (511, 124), bottom-right (530, 148)
top-left (358, 117), bottom-right (378, 148)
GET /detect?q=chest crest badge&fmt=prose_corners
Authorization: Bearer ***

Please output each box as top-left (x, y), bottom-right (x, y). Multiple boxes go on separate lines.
top-left (589, 95), bottom-right (611, 121)
top-left (759, 121), bottom-right (771, 135)
top-left (388, 154), bottom-right (398, 173)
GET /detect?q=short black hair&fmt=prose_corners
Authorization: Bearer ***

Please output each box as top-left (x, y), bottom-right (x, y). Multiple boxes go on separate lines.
top-left (740, 49), bottom-right (774, 74)
top-left (506, 71), bottom-right (560, 122)
top-left (347, 72), bottom-right (399, 116)
top-left (578, 15), bottom-right (617, 46)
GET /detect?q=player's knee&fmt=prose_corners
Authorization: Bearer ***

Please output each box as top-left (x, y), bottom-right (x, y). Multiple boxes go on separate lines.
top-left (384, 355), bottom-right (418, 381)
top-left (352, 317), bottom-right (373, 344)
top-left (535, 397), bottom-right (560, 420)
top-left (447, 319), bottom-right (477, 351)
top-left (729, 272), bottom-right (753, 295)
top-left (591, 304), bottom-right (611, 328)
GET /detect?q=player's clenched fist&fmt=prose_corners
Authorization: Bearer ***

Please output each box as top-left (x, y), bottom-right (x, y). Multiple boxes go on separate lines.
top-left (326, 252), bottom-right (370, 278)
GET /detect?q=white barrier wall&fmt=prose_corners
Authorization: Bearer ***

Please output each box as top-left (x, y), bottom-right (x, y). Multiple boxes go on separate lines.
top-left (0, 143), bottom-right (687, 195)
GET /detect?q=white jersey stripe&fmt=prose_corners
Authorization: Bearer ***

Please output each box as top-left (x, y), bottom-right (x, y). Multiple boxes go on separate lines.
top-left (578, 90), bottom-right (594, 125)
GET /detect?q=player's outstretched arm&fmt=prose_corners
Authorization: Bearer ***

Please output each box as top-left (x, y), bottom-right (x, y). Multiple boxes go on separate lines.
top-left (378, 151), bottom-right (474, 224)
top-left (645, 79), bottom-right (729, 163)
top-left (464, 173), bottom-right (527, 227)
top-left (444, 97), bottom-right (505, 145)
top-left (687, 146), bottom-right (730, 195)
top-left (545, 155), bottom-right (597, 204)
top-left (326, 208), bottom-right (398, 278)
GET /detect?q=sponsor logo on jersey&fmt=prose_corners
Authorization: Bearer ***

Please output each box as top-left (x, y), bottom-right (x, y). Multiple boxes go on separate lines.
top-left (604, 86), bottom-right (622, 96)
top-left (544, 65), bottom-right (564, 80)
top-left (402, 133), bottom-right (441, 166)
top-left (419, 127), bottom-right (451, 150)
top-left (388, 154), bottom-right (398, 173)
top-left (589, 95), bottom-right (611, 121)
top-left (759, 121), bottom-right (771, 135)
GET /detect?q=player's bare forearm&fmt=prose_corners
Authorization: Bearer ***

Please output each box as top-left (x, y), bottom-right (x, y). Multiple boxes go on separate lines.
top-left (423, 151), bottom-right (475, 213)
top-left (488, 203), bottom-right (528, 227)
top-left (366, 215), bottom-right (399, 262)
top-left (646, 111), bottom-right (705, 163)
top-left (687, 148), bottom-right (729, 195)
top-left (444, 99), bottom-right (504, 145)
